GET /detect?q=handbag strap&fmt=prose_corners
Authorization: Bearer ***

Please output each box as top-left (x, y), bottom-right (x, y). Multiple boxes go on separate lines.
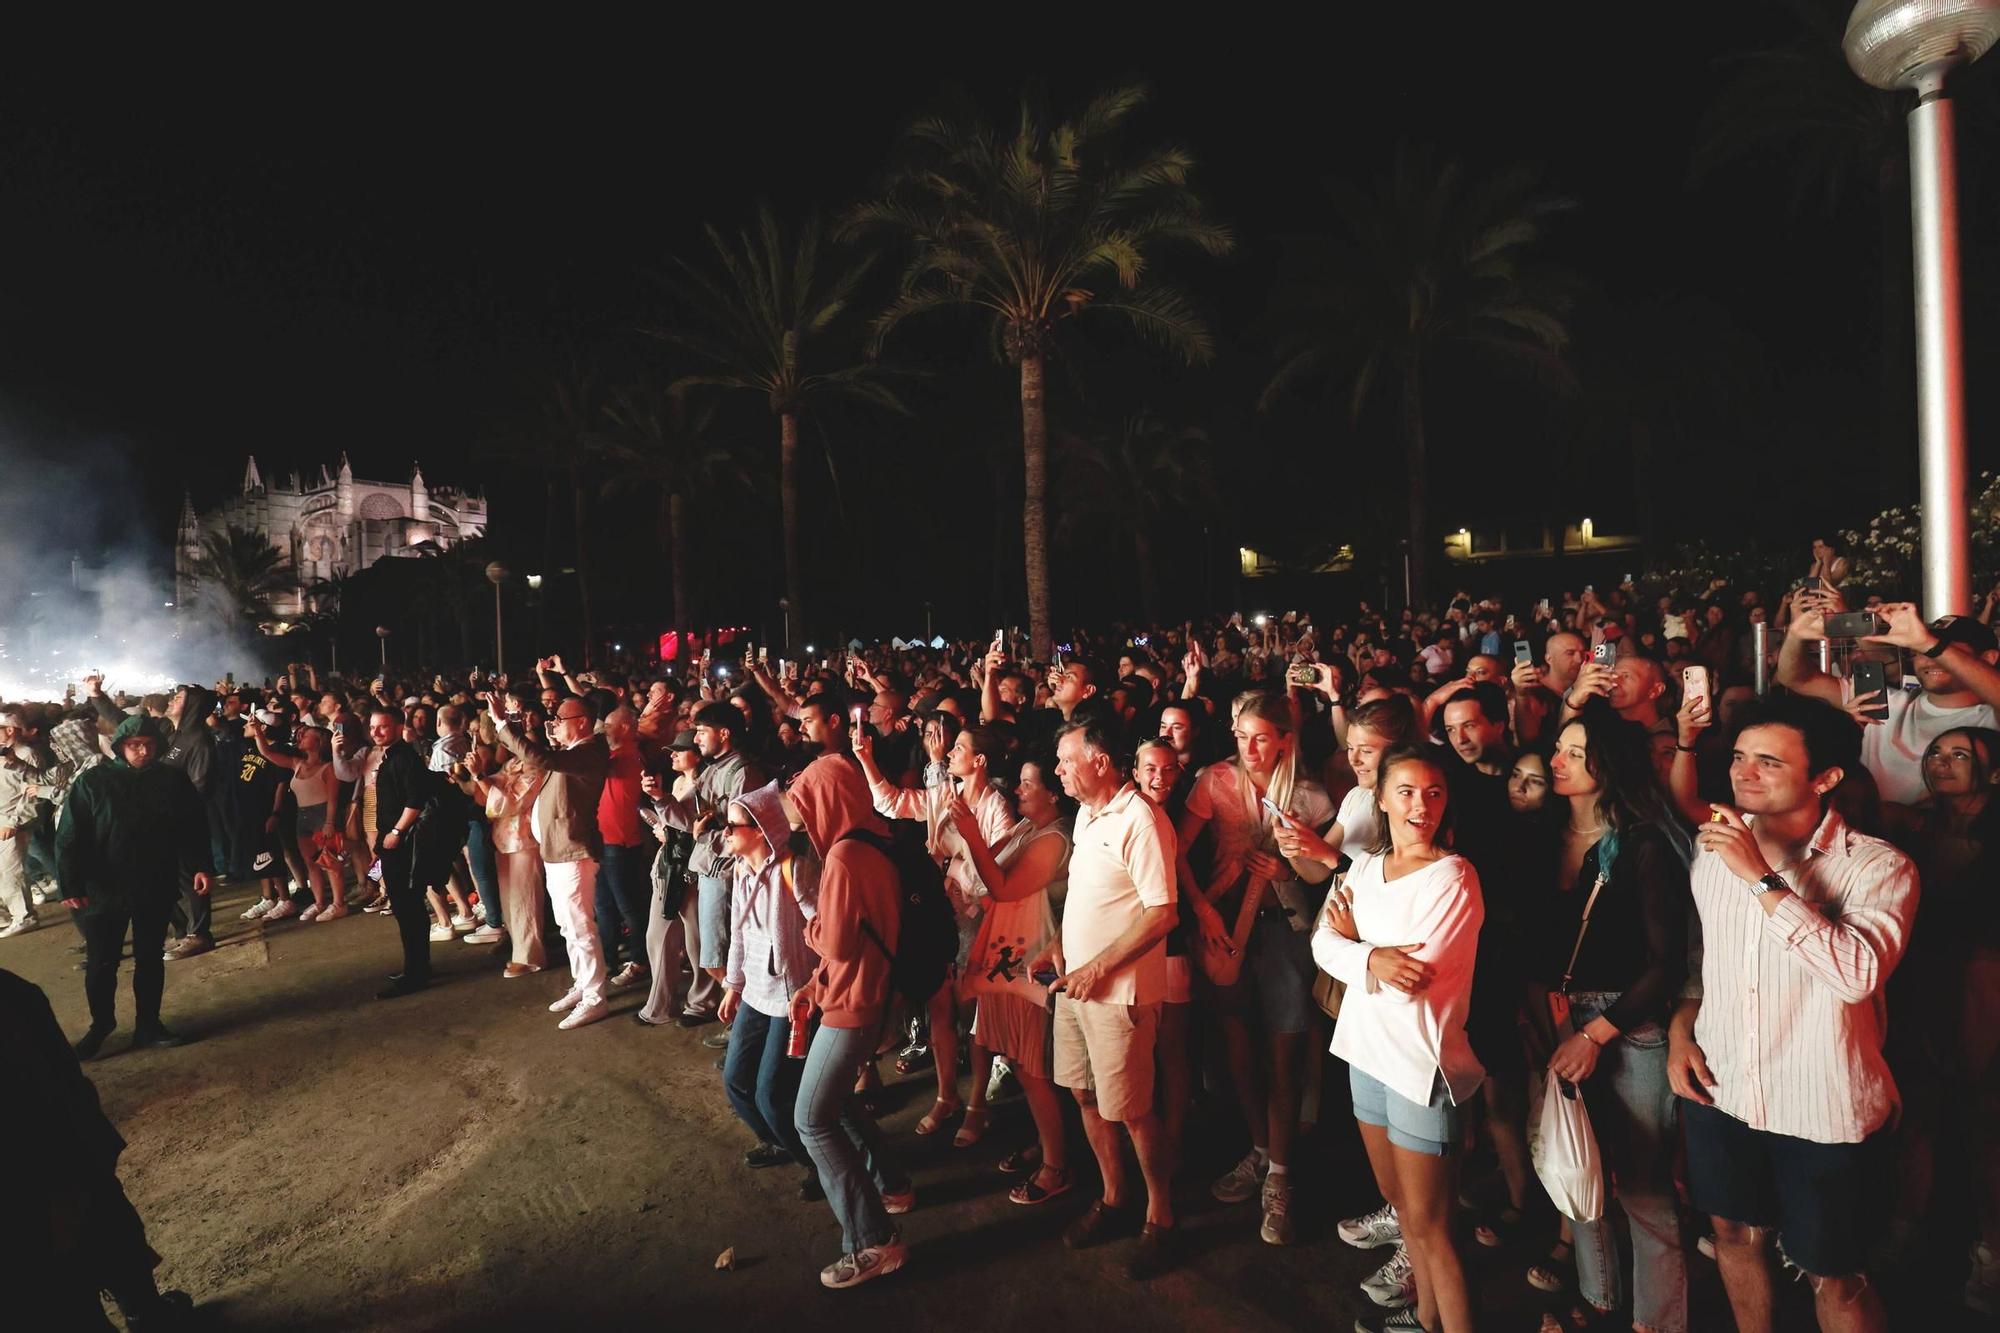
top-left (1558, 840), bottom-right (1614, 995)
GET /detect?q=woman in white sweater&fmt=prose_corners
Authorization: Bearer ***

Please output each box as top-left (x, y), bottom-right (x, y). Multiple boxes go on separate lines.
top-left (1312, 745), bottom-right (1485, 1333)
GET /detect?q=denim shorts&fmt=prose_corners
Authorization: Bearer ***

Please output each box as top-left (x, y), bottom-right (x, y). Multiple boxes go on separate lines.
top-left (1350, 1066), bottom-right (1458, 1156)
top-left (1208, 908), bottom-right (1317, 1034)
top-left (1681, 1098), bottom-right (1880, 1278)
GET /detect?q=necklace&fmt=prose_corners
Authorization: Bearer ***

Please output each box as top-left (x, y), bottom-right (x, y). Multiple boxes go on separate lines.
top-left (1566, 820), bottom-right (1605, 838)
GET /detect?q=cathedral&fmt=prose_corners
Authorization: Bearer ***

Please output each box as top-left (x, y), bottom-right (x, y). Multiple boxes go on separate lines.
top-left (176, 455), bottom-right (488, 619)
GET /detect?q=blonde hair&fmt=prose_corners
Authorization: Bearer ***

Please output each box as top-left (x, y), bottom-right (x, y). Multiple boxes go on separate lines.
top-left (1232, 690), bottom-right (1298, 826)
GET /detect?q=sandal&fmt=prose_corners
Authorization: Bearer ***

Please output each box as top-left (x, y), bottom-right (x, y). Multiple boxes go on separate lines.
top-left (1008, 1164), bottom-right (1073, 1206)
top-left (998, 1143), bottom-right (1043, 1176)
top-left (953, 1106), bottom-right (991, 1148)
top-left (1526, 1238), bottom-right (1575, 1294)
top-left (915, 1097), bottom-right (962, 1135)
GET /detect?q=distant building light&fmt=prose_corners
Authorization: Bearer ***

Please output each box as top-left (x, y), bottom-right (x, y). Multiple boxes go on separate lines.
top-left (526, 574), bottom-right (543, 590)
top-left (163, 601), bottom-right (174, 608)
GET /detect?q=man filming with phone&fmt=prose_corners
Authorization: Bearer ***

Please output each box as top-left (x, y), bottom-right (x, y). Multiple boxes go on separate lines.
top-left (1779, 598), bottom-right (2000, 805)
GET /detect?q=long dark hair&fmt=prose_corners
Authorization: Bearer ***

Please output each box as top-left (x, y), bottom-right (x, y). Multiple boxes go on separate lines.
top-left (1561, 699), bottom-right (1694, 865)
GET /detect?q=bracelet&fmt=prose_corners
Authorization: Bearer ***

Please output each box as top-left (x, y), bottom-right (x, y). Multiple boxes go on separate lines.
top-left (1675, 744), bottom-right (1697, 753)
top-left (1919, 638), bottom-right (1945, 658)
top-left (1581, 1028), bottom-right (1603, 1046)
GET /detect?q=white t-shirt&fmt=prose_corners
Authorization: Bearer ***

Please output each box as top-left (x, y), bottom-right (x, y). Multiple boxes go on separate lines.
top-left (1860, 688), bottom-right (1997, 805)
top-left (1334, 784), bottom-right (1382, 858)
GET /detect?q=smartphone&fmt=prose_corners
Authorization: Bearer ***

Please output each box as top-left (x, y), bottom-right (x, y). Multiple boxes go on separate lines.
top-left (991, 629), bottom-right (1005, 655)
top-left (757, 646), bottom-right (768, 665)
top-left (1850, 660), bottom-right (1890, 720)
top-left (1031, 968), bottom-right (1059, 988)
top-left (1591, 641), bottom-right (1617, 668)
top-left (1286, 663), bottom-right (1317, 688)
top-left (1681, 664), bottom-right (1710, 711)
top-left (1824, 611), bottom-right (1884, 639)
top-left (1513, 640), bottom-right (1535, 668)
top-left (1259, 795), bottom-right (1295, 828)
top-left (850, 703), bottom-right (866, 731)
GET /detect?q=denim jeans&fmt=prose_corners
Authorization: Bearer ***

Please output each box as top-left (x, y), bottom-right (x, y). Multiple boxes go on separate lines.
top-left (1566, 990), bottom-right (1687, 1333)
top-left (695, 873), bottom-right (730, 970)
top-left (794, 1022), bottom-right (908, 1254)
top-left (724, 1007), bottom-right (807, 1162)
top-left (465, 818), bottom-right (500, 929)
top-left (595, 842), bottom-right (652, 971)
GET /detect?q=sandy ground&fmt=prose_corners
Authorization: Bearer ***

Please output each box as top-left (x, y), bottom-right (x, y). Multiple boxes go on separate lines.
top-left (4, 879), bottom-right (1944, 1331)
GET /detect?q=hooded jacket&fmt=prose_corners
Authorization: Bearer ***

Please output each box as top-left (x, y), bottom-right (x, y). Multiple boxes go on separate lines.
top-left (163, 683), bottom-right (217, 795)
top-left (723, 781), bottom-right (820, 1018)
top-left (55, 715), bottom-right (214, 914)
top-left (787, 754), bottom-right (898, 1029)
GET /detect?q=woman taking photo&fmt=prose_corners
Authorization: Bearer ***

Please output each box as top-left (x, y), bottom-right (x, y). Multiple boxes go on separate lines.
top-left (1312, 745), bottom-right (1484, 1333)
top-left (948, 753), bottom-right (1073, 1205)
top-left (1531, 701), bottom-right (1693, 1333)
top-left (1174, 690), bottom-right (1336, 1245)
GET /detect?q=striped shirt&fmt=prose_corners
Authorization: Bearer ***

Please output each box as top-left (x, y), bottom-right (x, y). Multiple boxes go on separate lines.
top-left (1686, 808), bottom-right (1918, 1143)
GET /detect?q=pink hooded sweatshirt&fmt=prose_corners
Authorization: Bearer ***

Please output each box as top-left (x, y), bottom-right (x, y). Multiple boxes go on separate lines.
top-left (787, 755), bottom-right (900, 1030)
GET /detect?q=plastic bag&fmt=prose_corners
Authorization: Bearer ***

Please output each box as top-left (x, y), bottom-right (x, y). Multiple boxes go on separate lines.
top-left (1528, 1068), bottom-right (1604, 1223)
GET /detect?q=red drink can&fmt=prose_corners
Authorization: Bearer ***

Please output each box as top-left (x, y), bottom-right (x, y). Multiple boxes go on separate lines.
top-left (786, 993), bottom-right (813, 1058)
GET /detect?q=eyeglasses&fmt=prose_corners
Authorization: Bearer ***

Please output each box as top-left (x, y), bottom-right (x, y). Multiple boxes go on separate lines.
top-left (555, 711), bottom-right (588, 723)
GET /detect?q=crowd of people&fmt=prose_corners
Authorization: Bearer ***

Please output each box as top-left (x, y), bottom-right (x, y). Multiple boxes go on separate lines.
top-left (6, 550), bottom-right (2000, 1330)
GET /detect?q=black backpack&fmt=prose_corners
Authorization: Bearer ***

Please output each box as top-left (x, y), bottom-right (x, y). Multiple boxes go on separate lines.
top-left (839, 827), bottom-right (957, 1011)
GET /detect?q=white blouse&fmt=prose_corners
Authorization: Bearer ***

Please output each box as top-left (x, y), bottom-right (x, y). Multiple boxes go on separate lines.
top-left (1312, 850), bottom-right (1486, 1107)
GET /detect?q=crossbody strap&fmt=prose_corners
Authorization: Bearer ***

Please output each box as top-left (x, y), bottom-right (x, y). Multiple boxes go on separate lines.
top-left (1558, 846), bottom-right (1612, 995)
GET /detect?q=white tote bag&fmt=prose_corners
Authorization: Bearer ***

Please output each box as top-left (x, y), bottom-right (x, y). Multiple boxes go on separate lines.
top-left (1528, 1068), bottom-right (1605, 1223)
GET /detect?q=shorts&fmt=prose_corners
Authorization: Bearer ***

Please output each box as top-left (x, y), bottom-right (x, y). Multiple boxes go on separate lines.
top-left (1350, 1066), bottom-right (1458, 1157)
top-left (1164, 954), bottom-right (1192, 1006)
top-left (1681, 1098), bottom-right (1880, 1277)
top-left (1209, 910), bottom-right (1316, 1035)
top-left (1053, 994), bottom-right (1159, 1124)
top-left (296, 802), bottom-right (329, 840)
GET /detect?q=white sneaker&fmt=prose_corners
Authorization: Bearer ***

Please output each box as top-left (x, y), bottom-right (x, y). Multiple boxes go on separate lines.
top-left (1338, 1202), bottom-right (1402, 1249)
top-left (299, 903), bottom-right (323, 923)
top-left (820, 1231), bottom-right (907, 1289)
top-left (548, 988), bottom-right (583, 1013)
top-left (558, 998), bottom-right (608, 1030)
top-left (464, 925), bottom-right (504, 944)
top-left (427, 923), bottom-right (453, 942)
top-left (986, 1056), bottom-right (1015, 1102)
top-left (1259, 1176), bottom-right (1294, 1245)
top-left (241, 899), bottom-right (274, 921)
top-left (1361, 1245), bottom-right (1415, 1309)
top-left (0, 914), bottom-right (37, 938)
top-left (264, 899), bottom-right (297, 922)
top-left (608, 962), bottom-right (648, 990)
top-left (317, 903), bottom-right (349, 922)
top-left (450, 914), bottom-right (476, 933)
top-left (1211, 1150), bottom-right (1267, 1204)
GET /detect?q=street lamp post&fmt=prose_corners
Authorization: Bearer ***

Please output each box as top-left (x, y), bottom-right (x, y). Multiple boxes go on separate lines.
top-left (1845, 0), bottom-right (2000, 616)
top-left (485, 562), bottom-right (509, 672)
top-left (376, 625), bottom-right (390, 671)
top-left (777, 598), bottom-right (791, 656)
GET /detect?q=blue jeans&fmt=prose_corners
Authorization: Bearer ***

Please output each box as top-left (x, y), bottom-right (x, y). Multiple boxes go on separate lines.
top-left (1566, 991), bottom-right (1687, 1333)
top-left (696, 873), bottom-right (729, 970)
top-left (794, 1022), bottom-right (908, 1254)
top-left (465, 818), bottom-right (500, 929)
top-left (596, 842), bottom-right (652, 970)
top-left (725, 1007), bottom-right (807, 1162)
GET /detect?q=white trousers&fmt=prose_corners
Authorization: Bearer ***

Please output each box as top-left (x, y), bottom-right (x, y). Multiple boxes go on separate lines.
top-left (544, 858), bottom-right (604, 1006)
top-left (496, 849), bottom-right (545, 968)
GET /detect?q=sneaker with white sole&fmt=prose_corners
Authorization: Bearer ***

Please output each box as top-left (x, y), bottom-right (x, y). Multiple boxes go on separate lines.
top-left (558, 999), bottom-right (608, 1030)
top-left (607, 962), bottom-right (648, 990)
top-left (1361, 1245), bottom-right (1415, 1309)
top-left (1338, 1201), bottom-right (1402, 1249)
top-left (1353, 1309), bottom-right (1426, 1333)
top-left (0, 914), bottom-right (37, 938)
top-left (264, 899), bottom-right (297, 922)
top-left (427, 923), bottom-right (454, 942)
top-left (1211, 1150), bottom-right (1267, 1204)
top-left (240, 899), bottom-right (274, 921)
top-left (316, 903), bottom-right (349, 922)
top-left (1259, 1176), bottom-right (1294, 1245)
top-left (1968, 1239), bottom-right (2000, 1315)
top-left (548, 988), bottom-right (583, 1013)
top-left (450, 915), bottom-right (476, 933)
top-left (820, 1231), bottom-right (907, 1290)
top-left (463, 925), bottom-right (504, 944)
top-left (299, 903), bottom-right (323, 923)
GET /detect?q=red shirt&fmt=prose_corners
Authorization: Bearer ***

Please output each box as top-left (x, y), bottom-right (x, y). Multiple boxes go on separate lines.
top-left (597, 743), bottom-right (645, 847)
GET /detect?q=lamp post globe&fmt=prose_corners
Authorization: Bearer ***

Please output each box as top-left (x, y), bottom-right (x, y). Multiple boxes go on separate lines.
top-left (1844, 0), bottom-right (2000, 615)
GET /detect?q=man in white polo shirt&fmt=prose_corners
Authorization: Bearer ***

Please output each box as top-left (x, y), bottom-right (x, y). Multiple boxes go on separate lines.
top-left (1035, 718), bottom-right (1178, 1281)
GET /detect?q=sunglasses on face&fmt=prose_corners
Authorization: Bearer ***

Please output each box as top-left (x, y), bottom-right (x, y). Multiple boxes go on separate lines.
top-left (724, 819), bottom-right (758, 831)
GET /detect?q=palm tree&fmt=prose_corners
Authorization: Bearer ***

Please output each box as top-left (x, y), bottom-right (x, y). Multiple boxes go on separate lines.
top-left (190, 525), bottom-right (293, 632)
top-left (646, 206), bottom-right (906, 651)
top-left (1260, 146), bottom-right (1574, 605)
top-left (1056, 410), bottom-right (1212, 622)
top-left (597, 382), bottom-right (743, 646)
top-left (541, 365), bottom-right (606, 666)
top-left (847, 83), bottom-right (1233, 658)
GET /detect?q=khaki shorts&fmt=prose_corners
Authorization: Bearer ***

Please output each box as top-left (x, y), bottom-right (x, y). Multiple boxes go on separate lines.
top-left (1053, 994), bottom-right (1159, 1123)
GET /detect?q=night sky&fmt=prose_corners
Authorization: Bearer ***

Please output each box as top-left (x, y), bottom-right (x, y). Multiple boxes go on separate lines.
top-left (3, 5), bottom-right (1995, 638)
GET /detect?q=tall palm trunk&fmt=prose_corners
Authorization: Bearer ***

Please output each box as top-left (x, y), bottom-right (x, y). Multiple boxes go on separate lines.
top-left (568, 459), bottom-right (594, 667)
top-left (779, 411), bottom-right (804, 653)
top-left (1020, 353), bottom-right (1052, 659)
top-left (1401, 351), bottom-right (1429, 609)
top-left (666, 488), bottom-right (691, 651)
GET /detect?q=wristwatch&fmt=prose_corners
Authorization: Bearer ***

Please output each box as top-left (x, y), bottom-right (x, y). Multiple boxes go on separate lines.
top-left (1751, 871), bottom-right (1787, 897)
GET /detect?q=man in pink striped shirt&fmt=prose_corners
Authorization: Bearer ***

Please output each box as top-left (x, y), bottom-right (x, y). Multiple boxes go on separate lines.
top-left (1668, 693), bottom-right (1917, 1333)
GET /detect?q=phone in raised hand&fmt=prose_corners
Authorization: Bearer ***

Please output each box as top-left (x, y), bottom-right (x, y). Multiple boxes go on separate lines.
top-left (991, 629), bottom-right (1005, 655)
top-left (1681, 664), bottom-right (1710, 712)
top-left (1259, 796), bottom-right (1295, 828)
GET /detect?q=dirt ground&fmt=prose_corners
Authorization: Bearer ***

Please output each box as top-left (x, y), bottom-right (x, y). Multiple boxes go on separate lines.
top-left (4, 881), bottom-right (1965, 1332)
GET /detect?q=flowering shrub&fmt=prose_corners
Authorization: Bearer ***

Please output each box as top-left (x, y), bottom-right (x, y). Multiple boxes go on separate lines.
top-left (1841, 471), bottom-right (2000, 598)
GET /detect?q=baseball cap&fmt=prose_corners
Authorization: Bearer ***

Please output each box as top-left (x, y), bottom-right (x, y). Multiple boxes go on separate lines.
top-left (1927, 614), bottom-right (1998, 656)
